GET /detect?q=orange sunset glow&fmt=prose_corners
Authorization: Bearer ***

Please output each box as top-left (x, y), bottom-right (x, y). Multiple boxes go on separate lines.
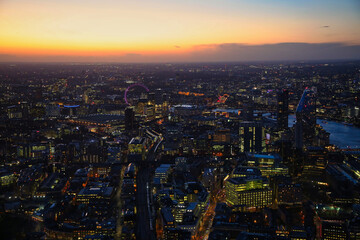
top-left (0, 0), bottom-right (360, 62)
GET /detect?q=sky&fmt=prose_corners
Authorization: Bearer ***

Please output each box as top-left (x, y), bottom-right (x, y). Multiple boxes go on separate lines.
top-left (0, 0), bottom-right (359, 62)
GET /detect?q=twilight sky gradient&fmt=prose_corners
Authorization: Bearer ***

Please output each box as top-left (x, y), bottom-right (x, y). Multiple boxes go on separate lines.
top-left (0, 0), bottom-right (360, 62)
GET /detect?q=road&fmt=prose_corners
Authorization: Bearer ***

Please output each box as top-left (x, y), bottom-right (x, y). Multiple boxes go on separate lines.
top-left (135, 163), bottom-right (153, 240)
top-left (193, 171), bottom-right (225, 240)
top-left (135, 139), bottom-right (162, 240)
top-left (115, 166), bottom-right (126, 239)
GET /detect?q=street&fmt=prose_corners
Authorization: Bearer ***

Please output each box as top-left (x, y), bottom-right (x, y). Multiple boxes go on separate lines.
top-left (135, 140), bottom-right (161, 240)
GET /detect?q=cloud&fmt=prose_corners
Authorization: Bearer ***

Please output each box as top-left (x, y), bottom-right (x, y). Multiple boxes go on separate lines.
top-left (174, 45), bottom-right (181, 49)
top-left (321, 25), bottom-right (330, 28)
top-left (187, 42), bottom-right (360, 62)
top-left (0, 42), bottom-right (360, 62)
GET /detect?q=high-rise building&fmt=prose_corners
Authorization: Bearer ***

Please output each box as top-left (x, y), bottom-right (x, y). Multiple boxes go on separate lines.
top-left (295, 89), bottom-right (316, 150)
top-left (125, 107), bottom-right (135, 131)
top-left (144, 103), bottom-right (155, 121)
top-left (239, 122), bottom-right (266, 153)
top-left (277, 89), bottom-right (289, 130)
top-left (242, 103), bottom-right (254, 121)
top-left (225, 174), bottom-right (272, 208)
top-left (321, 221), bottom-right (347, 240)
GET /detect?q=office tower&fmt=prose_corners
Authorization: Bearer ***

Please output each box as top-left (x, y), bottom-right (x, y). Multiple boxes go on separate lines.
top-left (225, 174), bottom-right (272, 208)
top-left (144, 103), bottom-right (155, 121)
top-left (239, 122), bottom-right (265, 153)
top-left (295, 89), bottom-right (316, 150)
top-left (125, 107), bottom-right (135, 131)
top-left (245, 153), bottom-right (289, 177)
top-left (321, 221), bottom-right (347, 240)
top-left (242, 103), bottom-right (254, 121)
top-left (277, 89), bottom-right (289, 130)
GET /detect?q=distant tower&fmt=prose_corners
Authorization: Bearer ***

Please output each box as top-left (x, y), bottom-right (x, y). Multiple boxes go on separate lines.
top-left (295, 89), bottom-right (316, 150)
top-left (239, 122), bottom-right (265, 153)
top-left (125, 107), bottom-right (135, 131)
top-left (83, 88), bottom-right (91, 104)
top-left (277, 89), bottom-right (289, 130)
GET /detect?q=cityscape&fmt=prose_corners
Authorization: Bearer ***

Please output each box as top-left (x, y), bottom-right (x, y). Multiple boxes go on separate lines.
top-left (1, 0), bottom-right (360, 240)
top-left (0, 61), bottom-right (359, 240)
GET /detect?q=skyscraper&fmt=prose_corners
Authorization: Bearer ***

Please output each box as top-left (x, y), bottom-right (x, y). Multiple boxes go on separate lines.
top-left (125, 107), bottom-right (135, 131)
top-left (295, 88), bottom-right (316, 150)
top-left (239, 122), bottom-right (266, 153)
top-left (277, 89), bottom-right (289, 130)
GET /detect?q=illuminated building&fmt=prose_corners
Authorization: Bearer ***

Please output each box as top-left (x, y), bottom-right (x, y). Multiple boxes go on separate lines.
top-left (83, 88), bottom-right (91, 104)
top-left (239, 122), bottom-right (266, 153)
top-left (178, 217), bottom-right (199, 237)
top-left (173, 205), bottom-right (187, 223)
top-left (321, 221), bottom-right (347, 240)
top-left (155, 164), bottom-right (172, 184)
top-left (301, 147), bottom-right (327, 183)
top-left (128, 137), bottom-right (146, 161)
top-left (107, 145), bottom-right (121, 162)
top-left (225, 175), bottom-right (272, 208)
top-left (80, 144), bottom-right (107, 163)
top-left (211, 143), bottom-right (232, 157)
top-left (277, 89), bottom-right (289, 130)
top-left (277, 183), bottom-right (302, 205)
top-left (295, 88), bottom-right (316, 150)
top-left (245, 153), bottom-right (289, 177)
top-left (76, 182), bottom-right (114, 205)
top-left (213, 108), bottom-right (241, 118)
top-left (0, 172), bottom-right (16, 187)
top-left (213, 128), bottom-right (231, 143)
top-left (144, 103), bottom-right (155, 121)
top-left (163, 228), bottom-right (191, 240)
top-left (89, 163), bottom-right (111, 177)
top-left (154, 101), bottom-right (168, 119)
top-left (37, 172), bottom-right (67, 197)
top-left (7, 102), bottom-right (29, 119)
top-left (289, 227), bottom-right (307, 240)
top-left (232, 167), bottom-right (262, 178)
top-left (44, 220), bottom-right (116, 239)
top-left (17, 143), bottom-right (49, 160)
top-left (171, 104), bottom-right (201, 117)
top-left (162, 207), bottom-right (175, 229)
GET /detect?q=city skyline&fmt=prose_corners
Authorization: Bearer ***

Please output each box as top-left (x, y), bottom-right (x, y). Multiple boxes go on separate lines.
top-left (1, 0), bottom-right (360, 62)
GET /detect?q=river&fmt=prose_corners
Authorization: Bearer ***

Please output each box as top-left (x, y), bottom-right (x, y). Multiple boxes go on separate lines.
top-left (288, 115), bottom-right (360, 148)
